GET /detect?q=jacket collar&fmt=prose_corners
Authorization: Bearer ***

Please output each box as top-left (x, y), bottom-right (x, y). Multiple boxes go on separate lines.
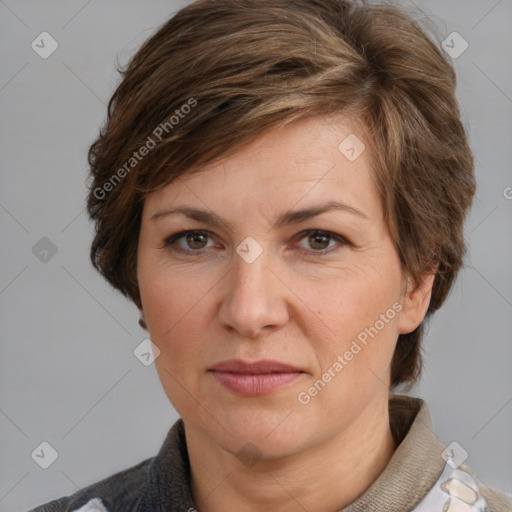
top-left (139, 417), bottom-right (196, 511)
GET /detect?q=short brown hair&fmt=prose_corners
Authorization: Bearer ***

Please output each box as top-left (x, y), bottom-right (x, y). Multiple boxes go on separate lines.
top-left (86, 0), bottom-right (475, 389)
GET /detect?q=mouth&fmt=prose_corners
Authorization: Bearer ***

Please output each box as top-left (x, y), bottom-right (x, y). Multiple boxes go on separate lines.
top-left (208, 359), bottom-right (305, 396)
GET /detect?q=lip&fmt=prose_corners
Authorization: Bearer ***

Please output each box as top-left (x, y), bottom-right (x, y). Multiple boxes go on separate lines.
top-left (209, 359), bottom-right (305, 396)
top-left (210, 359), bottom-right (302, 374)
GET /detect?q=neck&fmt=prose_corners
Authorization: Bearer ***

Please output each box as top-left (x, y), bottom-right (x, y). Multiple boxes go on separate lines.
top-left (187, 396), bottom-right (396, 512)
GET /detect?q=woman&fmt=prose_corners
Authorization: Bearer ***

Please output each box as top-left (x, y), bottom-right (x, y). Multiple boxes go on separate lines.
top-left (31, 0), bottom-right (511, 510)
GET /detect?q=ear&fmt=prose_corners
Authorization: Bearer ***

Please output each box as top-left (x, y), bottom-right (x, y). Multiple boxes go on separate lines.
top-left (397, 271), bottom-right (436, 335)
top-left (139, 308), bottom-right (148, 330)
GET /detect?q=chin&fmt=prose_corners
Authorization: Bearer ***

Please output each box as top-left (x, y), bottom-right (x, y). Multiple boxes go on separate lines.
top-left (202, 404), bottom-right (315, 459)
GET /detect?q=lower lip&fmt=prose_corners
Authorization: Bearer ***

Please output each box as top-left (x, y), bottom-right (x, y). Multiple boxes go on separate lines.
top-left (210, 371), bottom-right (303, 396)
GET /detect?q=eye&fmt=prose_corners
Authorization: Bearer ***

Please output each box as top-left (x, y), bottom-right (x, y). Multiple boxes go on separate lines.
top-left (293, 229), bottom-right (348, 255)
top-left (163, 230), bottom-right (214, 253)
top-left (162, 229), bottom-right (348, 256)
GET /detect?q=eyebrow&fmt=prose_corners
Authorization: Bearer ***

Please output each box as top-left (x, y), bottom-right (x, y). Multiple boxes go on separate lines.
top-left (148, 200), bottom-right (368, 231)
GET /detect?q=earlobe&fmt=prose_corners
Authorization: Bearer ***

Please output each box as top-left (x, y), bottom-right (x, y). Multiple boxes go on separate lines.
top-left (139, 309), bottom-right (148, 330)
top-left (397, 272), bottom-right (436, 335)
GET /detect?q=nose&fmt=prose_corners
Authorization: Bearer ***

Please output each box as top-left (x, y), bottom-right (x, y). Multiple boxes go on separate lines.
top-left (217, 245), bottom-right (290, 339)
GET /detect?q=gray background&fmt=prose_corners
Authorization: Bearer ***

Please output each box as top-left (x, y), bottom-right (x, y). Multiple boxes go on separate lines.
top-left (0, 1), bottom-right (511, 510)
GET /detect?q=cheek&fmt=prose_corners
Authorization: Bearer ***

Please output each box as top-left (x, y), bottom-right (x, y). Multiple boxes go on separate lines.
top-left (138, 269), bottom-right (196, 372)
top-left (139, 259), bottom-right (209, 337)
top-left (309, 270), bottom-right (400, 344)
top-left (300, 268), bottom-right (402, 400)
top-left (140, 270), bottom-right (209, 415)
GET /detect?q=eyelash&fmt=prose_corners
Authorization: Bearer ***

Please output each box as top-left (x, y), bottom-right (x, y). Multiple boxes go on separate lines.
top-left (162, 229), bottom-right (349, 257)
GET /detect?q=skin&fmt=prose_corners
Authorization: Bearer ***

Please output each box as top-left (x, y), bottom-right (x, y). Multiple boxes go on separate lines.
top-left (137, 115), bottom-right (434, 512)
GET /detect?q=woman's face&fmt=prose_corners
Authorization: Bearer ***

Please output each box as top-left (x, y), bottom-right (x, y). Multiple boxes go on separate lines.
top-left (137, 115), bottom-right (428, 460)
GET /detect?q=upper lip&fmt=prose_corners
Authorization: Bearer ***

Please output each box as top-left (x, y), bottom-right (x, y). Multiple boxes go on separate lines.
top-left (210, 359), bottom-right (303, 374)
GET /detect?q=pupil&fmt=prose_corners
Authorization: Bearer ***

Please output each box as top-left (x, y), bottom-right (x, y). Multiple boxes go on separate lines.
top-left (310, 233), bottom-right (328, 250)
top-left (188, 232), bottom-right (206, 249)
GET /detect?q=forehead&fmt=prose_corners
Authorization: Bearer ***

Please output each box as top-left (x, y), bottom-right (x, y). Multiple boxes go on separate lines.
top-left (142, 115), bottom-right (380, 222)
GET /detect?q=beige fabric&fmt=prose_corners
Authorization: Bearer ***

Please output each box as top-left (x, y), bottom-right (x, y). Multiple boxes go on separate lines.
top-left (341, 394), bottom-right (512, 511)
